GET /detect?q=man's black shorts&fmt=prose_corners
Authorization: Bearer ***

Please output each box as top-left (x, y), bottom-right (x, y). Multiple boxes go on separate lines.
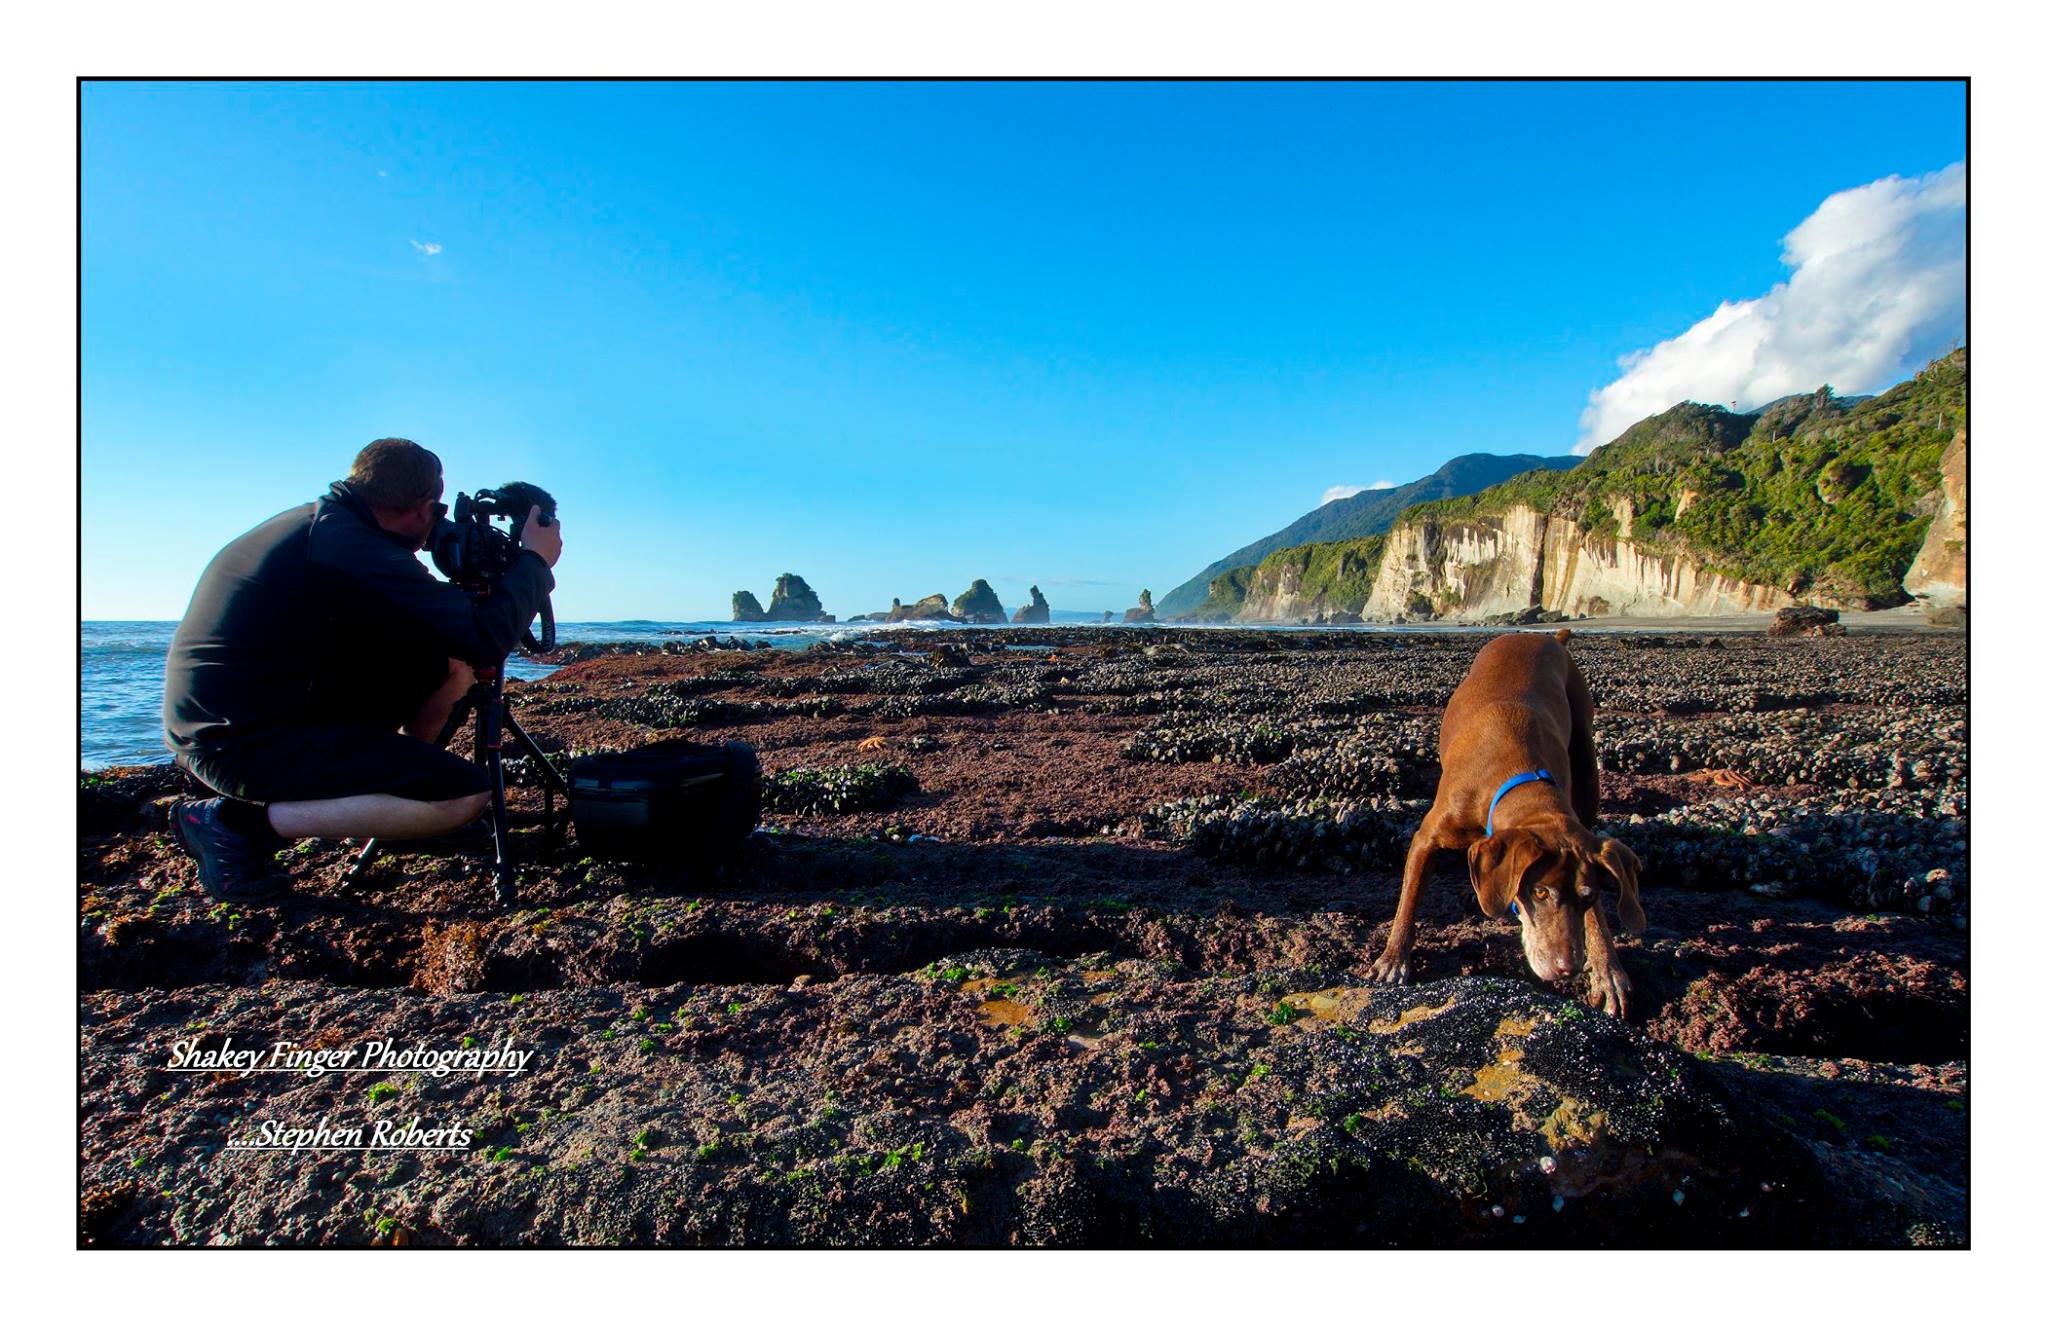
top-left (171, 642), bottom-right (487, 805)
top-left (177, 721), bottom-right (491, 806)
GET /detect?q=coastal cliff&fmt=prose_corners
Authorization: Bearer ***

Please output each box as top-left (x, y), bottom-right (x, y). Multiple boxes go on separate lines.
top-left (1904, 427), bottom-right (1967, 612)
top-left (1158, 452), bottom-right (1579, 619)
top-left (1209, 514), bottom-right (1804, 623)
top-left (1363, 506), bottom-right (1796, 620)
top-left (1205, 348), bottom-right (1966, 623)
top-left (1206, 537), bottom-right (1386, 622)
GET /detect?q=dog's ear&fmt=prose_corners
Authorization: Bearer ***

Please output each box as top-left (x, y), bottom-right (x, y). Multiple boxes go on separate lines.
top-left (1467, 829), bottom-right (1547, 919)
top-left (1597, 836), bottom-right (1647, 935)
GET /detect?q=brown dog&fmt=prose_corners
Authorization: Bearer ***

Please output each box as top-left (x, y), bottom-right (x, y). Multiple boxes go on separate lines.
top-left (1368, 629), bottom-right (1646, 1015)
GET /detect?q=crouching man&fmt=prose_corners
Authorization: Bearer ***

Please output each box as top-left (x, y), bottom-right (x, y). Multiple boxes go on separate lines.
top-left (161, 438), bottom-right (563, 902)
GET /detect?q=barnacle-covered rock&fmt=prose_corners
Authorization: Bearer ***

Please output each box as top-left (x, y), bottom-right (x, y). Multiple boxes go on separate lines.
top-left (763, 763), bottom-right (920, 815)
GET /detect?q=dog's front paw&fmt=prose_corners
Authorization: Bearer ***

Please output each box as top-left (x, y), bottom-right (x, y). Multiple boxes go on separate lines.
top-left (1367, 949), bottom-right (1412, 986)
top-left (1584, 962), bottom-right (1632, 1019)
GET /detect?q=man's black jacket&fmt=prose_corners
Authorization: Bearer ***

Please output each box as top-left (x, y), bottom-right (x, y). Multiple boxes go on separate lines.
top-left (163, 481), bottom-right (555, 754)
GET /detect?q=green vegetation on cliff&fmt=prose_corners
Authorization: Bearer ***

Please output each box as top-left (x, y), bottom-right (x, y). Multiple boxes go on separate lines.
top-left (1194, 535), bottom-right (1389, 620)
top-left (951, 579), bottom-right (1007, 623)
top-left (1192, 567), bottom-right (1252, 618)
top-left (1398, 348), bottom-right (1967, 604)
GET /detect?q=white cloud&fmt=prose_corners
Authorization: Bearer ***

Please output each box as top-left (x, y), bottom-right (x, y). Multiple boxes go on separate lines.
top-left (1320, 480), bottom-right (1396, 505)
top-left (410, 239), bottom-right (444, 256)
top-left (1576, 162), bottom-right (1965, 454)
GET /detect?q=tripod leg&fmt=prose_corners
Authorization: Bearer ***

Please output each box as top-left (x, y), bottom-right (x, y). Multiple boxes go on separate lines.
top-left (477, 668), bottom-right (517, 907)
top-left (503, 714), bottom-right (569, 791)
top-left (502, 711), bottom-right (569, 846)
top-left (488, 760), bottom-right (514, 904)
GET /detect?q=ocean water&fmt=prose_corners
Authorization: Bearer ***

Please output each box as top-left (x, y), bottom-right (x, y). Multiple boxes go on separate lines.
top-left (78, 613), bottom-right (1115, 769)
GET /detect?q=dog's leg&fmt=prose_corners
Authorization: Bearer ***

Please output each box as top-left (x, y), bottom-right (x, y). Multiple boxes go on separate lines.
top-left (1370, 821), bottom-right (1442, 985)
top-left (1580, 902), bottom-right (1632, 1018)
top-left (1565, 655), bottom-right (1600, 828)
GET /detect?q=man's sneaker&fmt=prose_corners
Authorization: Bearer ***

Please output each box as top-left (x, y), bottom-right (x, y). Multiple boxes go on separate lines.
top-left (167, 798), bottom-right (292, 904)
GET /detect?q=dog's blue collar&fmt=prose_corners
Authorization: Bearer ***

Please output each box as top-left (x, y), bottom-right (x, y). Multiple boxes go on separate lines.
top-left (1489, 769), bottom-right (1553, 917)
top-left (1486, 769), bottom-right (1556, 839)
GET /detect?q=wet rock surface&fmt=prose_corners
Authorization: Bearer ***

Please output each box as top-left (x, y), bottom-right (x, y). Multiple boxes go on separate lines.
top-left (79, 628), bottom-right (1966, 1246)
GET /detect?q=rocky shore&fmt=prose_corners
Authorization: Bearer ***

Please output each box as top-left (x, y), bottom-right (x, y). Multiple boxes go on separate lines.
top-left (79, 628), bottom-right (1967, 1247)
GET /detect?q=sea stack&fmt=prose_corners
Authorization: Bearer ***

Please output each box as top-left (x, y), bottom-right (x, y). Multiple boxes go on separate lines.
top-left (1012, 585), bottom-right (1051, 624)
top-left (888, 593), bottom-right (956, 622)
top-left (951, 579), bottom-right (1007, 624)
top-left (1123, 589), bottom-right (1156, 624)
top-left (765, 572), bottom-right (832, 622)
top-left (731, 590), bottom-right (767, 623)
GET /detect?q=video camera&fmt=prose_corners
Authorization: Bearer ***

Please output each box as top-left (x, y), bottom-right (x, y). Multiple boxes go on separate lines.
top-left (352, 479), bottom-right (564, 904)
top-left (429, 481), bottom-right (557, 653)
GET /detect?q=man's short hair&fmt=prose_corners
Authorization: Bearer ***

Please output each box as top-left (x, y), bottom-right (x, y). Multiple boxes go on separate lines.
top-left (348, 438), bottom-right (444, 509)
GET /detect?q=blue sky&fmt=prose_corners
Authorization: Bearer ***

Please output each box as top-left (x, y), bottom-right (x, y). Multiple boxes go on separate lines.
top-left (82, 80), bottom-right (1966, 621)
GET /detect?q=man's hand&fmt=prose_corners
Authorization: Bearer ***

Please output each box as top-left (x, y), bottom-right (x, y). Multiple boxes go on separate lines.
top-left (520, 505), bottom-right (563, 568)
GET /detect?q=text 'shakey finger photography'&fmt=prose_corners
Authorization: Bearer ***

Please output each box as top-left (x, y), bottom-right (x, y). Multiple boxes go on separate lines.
top-left (78, 78), bottom-right (1968, 1249)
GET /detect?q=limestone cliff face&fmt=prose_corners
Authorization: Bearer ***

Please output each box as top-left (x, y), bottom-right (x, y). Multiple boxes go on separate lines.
top-left (1237, 569), bottom-right (1315, 622)
top-left (1538, 515), bottom-right (1794, 617)
top-left (1904, 428), bottom-right (1967, 609)
top-left (1365, 506), bottom-right (1549, 619)
top-left (1364, 505), bottom-right (1796, 620)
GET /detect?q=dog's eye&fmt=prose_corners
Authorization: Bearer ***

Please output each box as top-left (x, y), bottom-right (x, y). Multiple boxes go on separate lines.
top-left (1534, 887), bottom-right (1551, 903)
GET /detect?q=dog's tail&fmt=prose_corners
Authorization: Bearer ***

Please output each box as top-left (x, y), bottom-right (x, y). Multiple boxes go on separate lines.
top-left (1554, 627), bottom-right (1574, 647)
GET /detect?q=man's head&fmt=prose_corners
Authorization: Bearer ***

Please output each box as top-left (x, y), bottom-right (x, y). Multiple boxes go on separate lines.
top-left (349, 438), bottom-right (445, 550)
top-left (1467, 827), bottom-right (1646, 983)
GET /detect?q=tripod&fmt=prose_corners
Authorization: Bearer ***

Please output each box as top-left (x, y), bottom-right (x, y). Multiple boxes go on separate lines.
top-left (345, 658), bottom-right (570, 905)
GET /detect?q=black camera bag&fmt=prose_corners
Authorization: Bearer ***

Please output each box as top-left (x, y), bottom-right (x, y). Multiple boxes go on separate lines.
top-left (568, 740), bottom-right (761, 862)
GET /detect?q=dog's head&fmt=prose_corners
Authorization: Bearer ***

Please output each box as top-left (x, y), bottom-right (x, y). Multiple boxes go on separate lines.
top-left (1467, 828), bottom-right (1646, 982)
